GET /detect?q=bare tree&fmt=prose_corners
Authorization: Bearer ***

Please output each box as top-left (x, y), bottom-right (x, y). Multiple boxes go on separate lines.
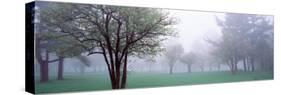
top-left (180, 52), bottom-right (197, 73)
top-left (164, 43), bottom-right (184, 74)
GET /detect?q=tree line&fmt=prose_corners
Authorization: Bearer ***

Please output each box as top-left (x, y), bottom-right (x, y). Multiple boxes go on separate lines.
top-left (164, 14), bottom-right (273, 75)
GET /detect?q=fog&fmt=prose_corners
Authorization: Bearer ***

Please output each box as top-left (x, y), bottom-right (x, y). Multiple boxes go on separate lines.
top-left (31, 2), bottom-right (275, 93)
top-left (35, 10), bottom-right (233, 76)
top-left (169, 10), bottom-right (222, 51)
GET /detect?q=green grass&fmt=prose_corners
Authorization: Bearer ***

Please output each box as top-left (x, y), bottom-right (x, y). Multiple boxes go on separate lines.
top-left (35, 71), bottom-right (273, 93)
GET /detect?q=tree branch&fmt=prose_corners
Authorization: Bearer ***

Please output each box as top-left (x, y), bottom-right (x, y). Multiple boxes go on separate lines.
top-left (48, 59), bottom-right (60, 63)
top-left (87, 51), bottom-right (104, 56)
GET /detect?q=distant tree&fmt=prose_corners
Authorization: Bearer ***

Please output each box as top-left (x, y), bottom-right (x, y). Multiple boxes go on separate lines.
top-left (180, 52), bottom-right (197, 73)
top-left (35, 35), bottom-right (60, 82)
top-left (35, 29), bottom-right (86, 80)
top-left (197, 54), bottom-right (207, 72)
top-left (207, 13), bottom-right (273, 74)
top-left (165, 43), bottom-right (184, 74)
top-left (246, 16), bottom-right (273, 71)
top-left (37, 2), bottom-right (88, 81)
top-left (48, 34), bottom-right (87, 80)
top-left (127, 59), bottom-right (137, 72)
top-left (209, 48), bottom-right (225, 71)
top-left (34, 3), bottom-right (61, 82)
top-left (144, 57), bottom-right (156, 72)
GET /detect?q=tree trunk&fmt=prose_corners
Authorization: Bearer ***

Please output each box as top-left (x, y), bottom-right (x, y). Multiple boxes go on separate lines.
top-left (57, 57), bottom-right (64, 80)
top-left (109, 72), bottom-right (117, 89)
top-left (251, 58), bottom-right (255, 72)
top-left (187, 64), bottom-right (191, 73)
top-left (233, 59), bottom-right (238, 75)
top-left (230, 63), bottom-right (234, 75)
top-left (260, 57), bottom-right (265, 71)
top-left (200, 66), bottom-right (204, 72)
top-left (121, 52), bottom-right (128, 88)
top-left (36, 38), bottom-right (49, 83)
top-left (100, 45), bottom-right (117, 89)
top-left (115, 63), bottom-right (121, 89)
top-left (149, 64), bottom-right (152, 72)
top-left (230, 58), bottom-right (236, 75)
top-left (109, 73), bottom-right (117, 89)
top-left (247, 58), bottom-right (251, 71)
top-left (80, 65), bottom-right (85, 75)
top-left (217, 64), bottom-right (221, 71)
top-left (40, 61), bottom-right (48, 83)
top-left (243, 58), bottom-right (247, 71)
top-left (169, 65), bottom-right (173, 74)
top-left (234, 62), bottom-right (235, 74)
top-left (209, 65), bottom-right (212, 71)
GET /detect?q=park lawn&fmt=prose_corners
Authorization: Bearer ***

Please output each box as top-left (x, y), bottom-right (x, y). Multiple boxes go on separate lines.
top-left (35, 71), bottom-right (273, 93)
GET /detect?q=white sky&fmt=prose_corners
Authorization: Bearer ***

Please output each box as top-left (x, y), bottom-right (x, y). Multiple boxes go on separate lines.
top-left (165, 10), bottom-right (224, 53)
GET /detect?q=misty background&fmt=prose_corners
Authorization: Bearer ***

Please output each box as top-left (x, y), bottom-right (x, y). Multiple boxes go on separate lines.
top-left (34, 10), bottom-right (234, 75)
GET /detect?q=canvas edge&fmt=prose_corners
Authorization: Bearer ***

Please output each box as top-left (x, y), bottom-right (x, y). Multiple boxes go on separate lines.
top-left (25, 1), bottom-right (35, 94)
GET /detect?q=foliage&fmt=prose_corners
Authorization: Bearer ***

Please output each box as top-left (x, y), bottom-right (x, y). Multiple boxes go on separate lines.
top-left (208, 13), bottom-right (273, 73)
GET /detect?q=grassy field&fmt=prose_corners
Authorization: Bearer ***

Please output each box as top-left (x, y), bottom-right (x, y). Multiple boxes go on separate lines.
top-left (35, 71), bottom-right (273, 93)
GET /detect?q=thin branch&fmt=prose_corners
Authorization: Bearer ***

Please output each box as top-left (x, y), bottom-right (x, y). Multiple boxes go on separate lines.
top-left (48, 59), bottom-right (60, 63)
top-left (87, 51), bottom-right (104, 56)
